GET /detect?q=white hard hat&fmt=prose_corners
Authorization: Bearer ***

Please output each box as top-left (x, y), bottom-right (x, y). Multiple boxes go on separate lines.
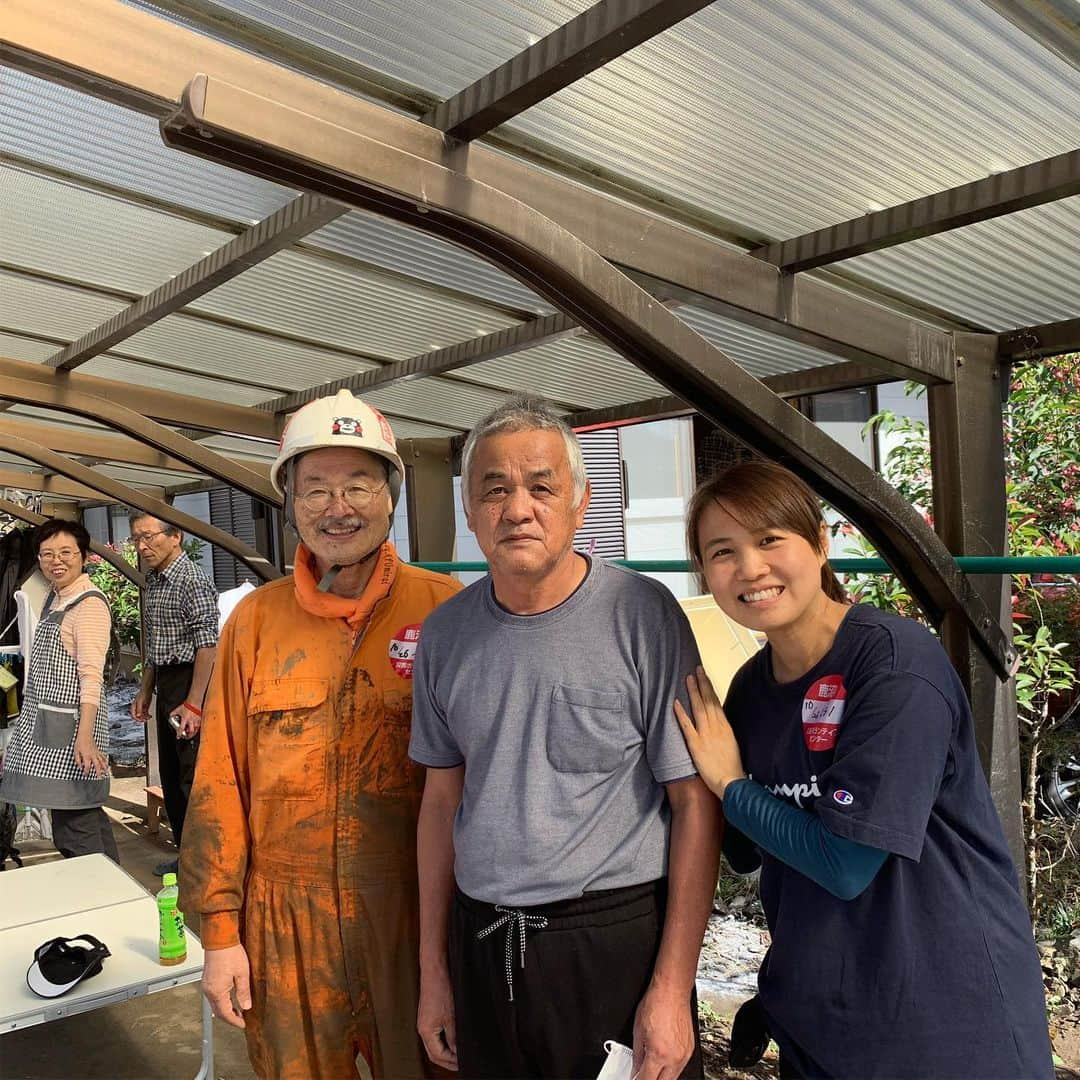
top-left (271, 390), bottom-right (404, 507)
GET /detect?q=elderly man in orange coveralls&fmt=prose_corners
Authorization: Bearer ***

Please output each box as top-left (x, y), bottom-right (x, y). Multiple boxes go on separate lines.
top-left (180, 389), bottom-right (460, 1078)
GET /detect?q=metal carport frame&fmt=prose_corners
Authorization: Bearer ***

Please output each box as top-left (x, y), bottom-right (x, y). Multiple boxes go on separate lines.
top-left (159, 72), bottom-right (1010, 670)
top-left (0, 432), bottom-right (278, 582)
top-left (5, 0), bottom-right (1075, 865)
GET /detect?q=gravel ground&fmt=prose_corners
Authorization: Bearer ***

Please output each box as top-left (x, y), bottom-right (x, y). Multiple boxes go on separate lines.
top-left (107, 678), bottom-right (143, 767)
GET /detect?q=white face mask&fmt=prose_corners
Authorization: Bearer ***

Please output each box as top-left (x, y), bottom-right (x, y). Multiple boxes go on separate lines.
top-left (596, 1040), bottom-right (634, 1080)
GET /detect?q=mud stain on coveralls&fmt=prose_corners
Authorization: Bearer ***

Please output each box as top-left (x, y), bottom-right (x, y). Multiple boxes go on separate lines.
top-left (180, 557), bottom-right (461, 1078)
top-left (279, 649), bottom-right (306, 676)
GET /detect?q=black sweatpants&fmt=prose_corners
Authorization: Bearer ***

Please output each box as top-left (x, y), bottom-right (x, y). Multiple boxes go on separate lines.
top-left (154, 662), bottom-right (200, 849)
top-left (450, 879), bottom-right (703, 1080)
top-left (52, 806), bottom-right (119, 862)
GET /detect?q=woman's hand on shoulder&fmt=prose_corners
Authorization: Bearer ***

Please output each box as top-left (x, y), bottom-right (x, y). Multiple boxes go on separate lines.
top-left (673, 666), bottom-right (746, 799)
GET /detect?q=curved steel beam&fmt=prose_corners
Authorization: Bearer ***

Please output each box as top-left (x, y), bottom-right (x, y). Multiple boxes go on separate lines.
top-left (0, 497), bottom-right (145, 588)
top-left (0, 375), bottom-right (280, 506)
top-left (0, 416), bottom-right (269, 476)
top-left (0, 355), bottom-right (279, 441)
top-left (162, 74), bottom-right (1010, 675)
top-left (0, 432), bottom-right (278, 582)
top-left (0, 467), bottom-right (161, 500)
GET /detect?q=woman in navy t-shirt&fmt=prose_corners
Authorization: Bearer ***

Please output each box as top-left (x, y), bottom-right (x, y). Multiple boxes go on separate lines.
top-left (674, 460), bottom-right (1052, 1079)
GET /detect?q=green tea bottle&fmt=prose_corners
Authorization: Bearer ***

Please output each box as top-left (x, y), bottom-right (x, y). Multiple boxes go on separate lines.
top-left (157, 872), bottom-right (187, 965)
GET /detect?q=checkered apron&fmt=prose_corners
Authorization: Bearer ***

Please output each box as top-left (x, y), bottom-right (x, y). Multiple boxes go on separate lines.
top-left (3, 590), bottom-right (110, 786)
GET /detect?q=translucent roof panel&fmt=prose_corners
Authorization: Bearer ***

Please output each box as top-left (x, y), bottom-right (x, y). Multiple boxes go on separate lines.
top-left (5, 406), bottom-right (112, 432)
top-left (310, 214), bottom-right (552, 317)
top-left (150, 0), bottom-right (1080, 329)
top-left (185, 249), bottom-right (521, 362)
top-left (198, 435), bottom-right (282, 459)
top-left (0, 165), bottom-right (233, 294)
top-left (95, 462), bottom-right (204, 489)
top-left (465, 334), bottom-right (667, 410)
top-left (1, 69), bottom-right (549, 318)
top-left (123, 315), bottom-right (380, 392)
top-left (0, 334), bottom-right (56, 364)
top-left (843, 200), bottom-right (1080, 331)
top-left (82, 356), bottom-right (277, 406)
top-left (676, 307), bottom-right (854, 379)
top-left (0, 271), bottom-right (128, 339)
top-left (364, 380), bottom-right (515, 432)
top-left (0, 67), bottom-right (295, 222)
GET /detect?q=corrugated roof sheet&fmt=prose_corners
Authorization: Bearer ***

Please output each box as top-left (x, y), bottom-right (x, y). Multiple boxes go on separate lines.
top-left (95, 462), bottom-right (204, 488)
top-left (364, 379), bottom-right (515, 431)
top-left (186, 249), bottom-right (520, 361)
top-left (0, 165), bottom-right (231, 293)
top-left (843, 201), bottom-right (1080, 330)
top-left (124, 315), bottom-right (379, 392)
top-left (0, 0), bottom-right (1076, 502)
top-left (0, 271), bottom-right (128, 339)
top-left (146, 0), bottom-right (1080, 330)
top-left (0, 334), bottom-right (55, 364)
top-left (0, 67), bottom-right (295, 222)
top-left (0, 68), bottom-right (551, 316)
top-left (82, 356), bottom-right (277, 406)
top-left (676, 306), bottom-right (845, 379)
top-left (466, 333), bottom-right (667, 409)
top-left (5, 406), bottom-right (112, 432)
top-left (310, 214), bottom-right (552, 317)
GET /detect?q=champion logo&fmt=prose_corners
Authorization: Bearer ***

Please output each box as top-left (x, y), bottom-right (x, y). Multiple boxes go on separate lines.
top-left (833, 789), bottom-right (854, 806)
top-left (802, 675), bottom-right (847, 751)
top-left (752, 773), bottom-right (821, 809)
top-left (389, 624), bottom-right (421, 679)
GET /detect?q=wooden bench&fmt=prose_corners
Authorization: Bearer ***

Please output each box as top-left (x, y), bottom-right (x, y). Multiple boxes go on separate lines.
top-left (145, 785), bottom-right (165, 837)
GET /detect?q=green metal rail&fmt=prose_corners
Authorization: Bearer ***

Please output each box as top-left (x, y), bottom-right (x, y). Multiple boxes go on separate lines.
top-left (413, 557), bottom-right (1080, 574)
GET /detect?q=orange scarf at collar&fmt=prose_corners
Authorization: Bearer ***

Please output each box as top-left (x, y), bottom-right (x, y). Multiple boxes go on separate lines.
top-left (293, 542), bottom-right (399, 630)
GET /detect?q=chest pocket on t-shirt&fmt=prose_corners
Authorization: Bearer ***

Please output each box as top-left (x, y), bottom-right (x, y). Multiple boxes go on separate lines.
top-left (547, 684), bottom-right (627, 774)
top-left (249, 678), bottom-right (329, 801)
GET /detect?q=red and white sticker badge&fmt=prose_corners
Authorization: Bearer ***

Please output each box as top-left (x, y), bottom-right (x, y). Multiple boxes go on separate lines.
top-left (801, 675), bottom-right (847, 752)
top-left (389, 624), bottom-right (421, 679)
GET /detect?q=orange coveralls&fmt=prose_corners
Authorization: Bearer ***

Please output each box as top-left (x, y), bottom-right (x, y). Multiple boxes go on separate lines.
top-left (180, 543), bottom-right (460, 1078)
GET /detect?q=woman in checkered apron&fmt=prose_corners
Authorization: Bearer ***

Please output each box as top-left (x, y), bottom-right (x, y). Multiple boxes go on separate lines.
top-left (0, 520), bottom-right (118, 861)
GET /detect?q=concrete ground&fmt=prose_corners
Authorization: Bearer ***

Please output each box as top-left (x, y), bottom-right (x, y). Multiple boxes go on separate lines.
top-left (2, 778), bottom-right (255, 1080)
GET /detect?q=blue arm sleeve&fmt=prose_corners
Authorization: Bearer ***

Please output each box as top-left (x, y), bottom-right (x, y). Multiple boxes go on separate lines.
top-left (723, 778), bottom-right (888, 900)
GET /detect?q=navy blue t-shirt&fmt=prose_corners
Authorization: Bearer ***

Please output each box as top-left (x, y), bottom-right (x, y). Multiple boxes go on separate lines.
top-left (724, 604), bottom-right (1052, 1079)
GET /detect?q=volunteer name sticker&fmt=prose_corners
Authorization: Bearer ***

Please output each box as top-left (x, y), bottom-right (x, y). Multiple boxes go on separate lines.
top-left (389, 624), bottom-right (421, 678)
top-left (802, 674), bottom-right (847, 751)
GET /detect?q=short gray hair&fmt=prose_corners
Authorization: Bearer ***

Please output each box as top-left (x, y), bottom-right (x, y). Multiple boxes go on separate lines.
top-left (128, 511), bottom-right (181, 539)
top-left (461, 394), bottom-right (587, 507)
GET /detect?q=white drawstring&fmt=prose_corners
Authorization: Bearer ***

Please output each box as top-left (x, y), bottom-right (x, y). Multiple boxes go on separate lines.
top-left (476, 905), bottom-right (548, 1002)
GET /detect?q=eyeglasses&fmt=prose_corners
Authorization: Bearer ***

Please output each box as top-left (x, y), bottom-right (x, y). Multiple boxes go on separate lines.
top-left (295, 483), bottom-right (387, 514)
top-left (38, 549), bottom-right (79, 563)
top-left (131, 530), bottom-right (167, 547)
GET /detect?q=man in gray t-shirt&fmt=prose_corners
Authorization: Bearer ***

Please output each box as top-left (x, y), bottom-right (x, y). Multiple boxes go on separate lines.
top-left (410, 394), bottom-right (721, 1080)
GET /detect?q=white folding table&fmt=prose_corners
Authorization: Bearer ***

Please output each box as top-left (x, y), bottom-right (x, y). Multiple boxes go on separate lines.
top-left (0, 853), bottom-right (213, 1079)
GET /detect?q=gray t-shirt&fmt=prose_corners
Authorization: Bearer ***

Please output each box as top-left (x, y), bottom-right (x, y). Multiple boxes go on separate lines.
top-left (409, 556), bottom-right (700, 906)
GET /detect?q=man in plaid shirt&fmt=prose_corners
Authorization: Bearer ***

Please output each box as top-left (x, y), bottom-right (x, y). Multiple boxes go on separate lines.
top-left (128, 513), bottom-right (218, 876)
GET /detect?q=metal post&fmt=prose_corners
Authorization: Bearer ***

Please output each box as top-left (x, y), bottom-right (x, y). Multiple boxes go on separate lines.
top-left (928, 332), bottom-right (1025, 874)
top-left (401, 439), bottom-right (456, 563)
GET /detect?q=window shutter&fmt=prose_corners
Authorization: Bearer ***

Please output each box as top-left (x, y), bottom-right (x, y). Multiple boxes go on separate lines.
top-left (575, 429), bottom-right (626, 559)
top-left (208, 488), bottom-right (259, 589)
